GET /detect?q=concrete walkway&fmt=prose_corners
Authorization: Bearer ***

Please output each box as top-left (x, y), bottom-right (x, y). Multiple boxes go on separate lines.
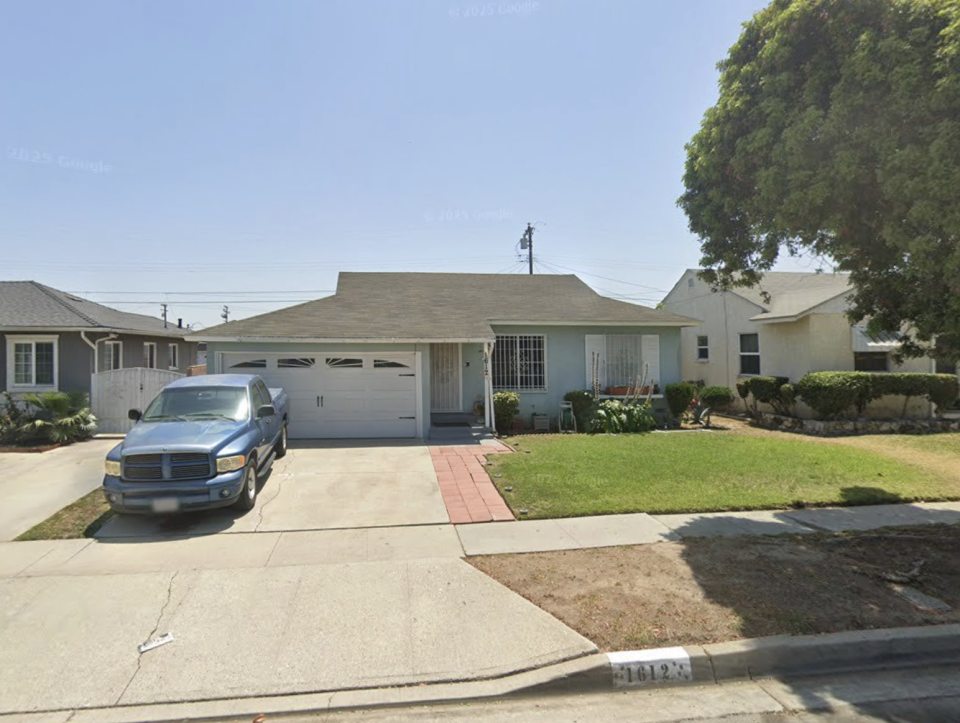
top-left (456, 501), bottom-right (960, 555)
top-left (0, 438), bottom-right (116, 541)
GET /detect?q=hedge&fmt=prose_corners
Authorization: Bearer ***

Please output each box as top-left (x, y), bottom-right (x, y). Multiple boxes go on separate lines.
top-left (563, 390), bottom-right (595, 432)
top-left (795, 372), bottom-right (959, 419)
top-left (664, 382), bottom-right (697, 418)
top-left (699, 385), bottom-right (734, 410)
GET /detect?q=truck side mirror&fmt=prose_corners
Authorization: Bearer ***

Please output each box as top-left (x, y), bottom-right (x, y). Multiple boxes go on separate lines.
top-left (257, 404), bottom-right (275, 419)
top-left (128, 409), bottom-right (142, 421)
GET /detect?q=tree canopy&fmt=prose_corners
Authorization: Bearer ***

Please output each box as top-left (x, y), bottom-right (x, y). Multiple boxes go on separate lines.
top-left (680, 0), bottom-right (960, 360)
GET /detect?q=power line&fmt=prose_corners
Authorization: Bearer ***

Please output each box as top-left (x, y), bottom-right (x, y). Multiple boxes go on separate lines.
top-left (536, 259), bottom-right (668, 292)
top-left (87, 299), bottom-right (320, 305)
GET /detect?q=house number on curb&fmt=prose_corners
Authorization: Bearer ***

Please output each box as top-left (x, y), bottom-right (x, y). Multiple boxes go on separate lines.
top-left (608, 647), bottom-right (692, 687)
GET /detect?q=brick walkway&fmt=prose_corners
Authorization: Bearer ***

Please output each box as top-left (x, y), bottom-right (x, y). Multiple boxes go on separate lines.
top-left (429, 444), bottom-right (515, 524)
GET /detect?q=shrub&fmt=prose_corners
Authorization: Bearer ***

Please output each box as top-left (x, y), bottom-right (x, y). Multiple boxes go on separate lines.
top-left (1, 391), bottom-right (97, 445)
top-left (699, 385), bottom-right (734, 410)
top-left (588, 399), bottom-right (656, 434)
top-left (563, 390), bottom-right (595, 432)
top-left (492, 391), bottom-right (520, 433)
top-left (928, 374), bottom-right (960, 413)
top-left (664, 382), bottom-right (697, 418)
top-left (779, 383), bottom-right (796, 412)
top-left (795, 372), bottom-right (875, 418)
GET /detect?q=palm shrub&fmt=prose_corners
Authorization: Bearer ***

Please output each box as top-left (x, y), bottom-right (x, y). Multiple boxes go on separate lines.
top-left (588, 399), bottom-right (656, 434)
top-left (0, 392), bottom-right (31, 445)
top-left (492, 391), bottom-right (520, 433)
top-left (17, 392), bottom-right (97, 444)
top-left (562, 390), bottom-right (595, 432)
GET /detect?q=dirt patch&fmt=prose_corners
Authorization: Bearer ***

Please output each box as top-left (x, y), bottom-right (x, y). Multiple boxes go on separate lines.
top-left (469, 525), bottom-right (960, 651)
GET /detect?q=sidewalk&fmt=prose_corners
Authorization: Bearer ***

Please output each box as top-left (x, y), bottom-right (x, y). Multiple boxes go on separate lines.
top-left (455, 500), bottom-right (960, 555)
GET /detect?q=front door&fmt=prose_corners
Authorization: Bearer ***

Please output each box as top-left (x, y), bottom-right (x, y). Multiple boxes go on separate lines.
top-left (430, 343), bottom-right (461, 411)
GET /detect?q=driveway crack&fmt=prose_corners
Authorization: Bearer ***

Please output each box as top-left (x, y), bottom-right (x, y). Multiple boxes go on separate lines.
top-left (255, 474), bottom-right (285, 532)
top-left (114, 570), bottom-right (179, 705)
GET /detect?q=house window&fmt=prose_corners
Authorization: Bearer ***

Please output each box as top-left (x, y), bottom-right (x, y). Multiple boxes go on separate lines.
top-left (143, 342), bottom-right (157, 369)
top-left (168, 343), bottom-right (179, 369)
top-left (493, 335), bottom-right (546, 390)
top-left (696, 335), bottom-right (709, 361)
top-left (739, 333), bottom-right (760, 375)
top-left (103, 341), bottom-right (123, 371)
top-left (855, 352), bottom-right (888, 372)
top-left (605, 335), bottom-right (643, 386)
top-left (7, 336), bottom-right (57, 389)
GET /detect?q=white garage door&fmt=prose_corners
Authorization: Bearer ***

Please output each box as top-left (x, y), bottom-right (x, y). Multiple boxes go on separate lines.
top-left (221, 352), bottom-right (419, 439)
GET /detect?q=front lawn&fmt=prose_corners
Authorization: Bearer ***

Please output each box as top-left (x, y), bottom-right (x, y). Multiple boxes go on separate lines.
top-left (488, 432), bottom-right (960, 518)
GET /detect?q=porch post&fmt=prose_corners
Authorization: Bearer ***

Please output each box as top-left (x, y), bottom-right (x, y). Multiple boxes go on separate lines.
top-left (484, 341), bottom-right (496, 432)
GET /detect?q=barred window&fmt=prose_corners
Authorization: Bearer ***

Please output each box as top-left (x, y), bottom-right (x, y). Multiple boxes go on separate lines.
top-left (493, 335), bottom-right (546, 390)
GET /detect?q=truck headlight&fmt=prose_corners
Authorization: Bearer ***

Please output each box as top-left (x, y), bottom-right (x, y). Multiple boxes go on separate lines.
top-left (104, 460), bottom-right (121, 476)
top-left (216, 454), bottom-right (246, 473)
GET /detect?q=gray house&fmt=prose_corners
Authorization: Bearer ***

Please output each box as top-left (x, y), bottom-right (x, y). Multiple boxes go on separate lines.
top-left (0, 281), bottom-right (198, 397)
top-left (193, 272), bottom-right (696, 439)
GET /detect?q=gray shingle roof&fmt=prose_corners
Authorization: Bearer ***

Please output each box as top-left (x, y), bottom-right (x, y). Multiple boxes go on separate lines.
top-left (194, 272), bottom-right (697, 341)
top-left (0, 281), bottom-right (189, 337)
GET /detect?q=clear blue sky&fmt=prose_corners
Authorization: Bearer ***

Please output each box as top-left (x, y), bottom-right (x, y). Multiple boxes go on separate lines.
top-left (2, 0), bottom-right (808, 328)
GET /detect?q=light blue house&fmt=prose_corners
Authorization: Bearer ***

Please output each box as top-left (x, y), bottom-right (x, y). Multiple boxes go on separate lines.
top-left (192, 272), bottom-right (696, 439)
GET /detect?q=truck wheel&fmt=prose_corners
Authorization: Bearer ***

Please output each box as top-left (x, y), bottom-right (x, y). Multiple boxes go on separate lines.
top-left (274, 423), bottom-right (288, 459)
top-left (234, 460), bottom-right (258, 511)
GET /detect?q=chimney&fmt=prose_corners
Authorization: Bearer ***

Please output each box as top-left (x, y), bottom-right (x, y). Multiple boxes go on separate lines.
top-left (177, 318), bottom-right (183, 328)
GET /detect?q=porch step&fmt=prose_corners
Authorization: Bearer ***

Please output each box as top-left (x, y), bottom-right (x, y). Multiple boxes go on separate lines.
top-left (428, 424), bottom-right (494, 442)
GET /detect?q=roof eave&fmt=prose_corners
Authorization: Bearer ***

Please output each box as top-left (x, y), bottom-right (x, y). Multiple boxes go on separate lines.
top-left (487, 319), bottom-right (698, 327)
top-left (190, 335), bottom-right (497, 344)
top-left (0, 325), bottom-right (190, 337)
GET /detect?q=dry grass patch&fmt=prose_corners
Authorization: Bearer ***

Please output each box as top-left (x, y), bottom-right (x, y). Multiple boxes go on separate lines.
top-left (15, 489), bottom-right (114, 541)
top-left (470, 525), bottom-right (960, 650)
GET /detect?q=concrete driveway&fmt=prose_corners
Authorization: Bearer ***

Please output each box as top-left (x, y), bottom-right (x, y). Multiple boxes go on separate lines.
top-left (0, 438), bottom-right (117, 541)
top-left (96, 440), bottom-right (449, 538)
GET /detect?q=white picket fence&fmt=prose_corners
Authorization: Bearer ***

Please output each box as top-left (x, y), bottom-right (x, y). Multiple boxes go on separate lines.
top-left (91, 368), bottom-right (184, 434)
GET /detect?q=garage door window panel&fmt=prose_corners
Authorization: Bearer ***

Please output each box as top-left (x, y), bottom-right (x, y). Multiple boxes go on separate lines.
top-left (374, 359), bottom-right (410, 369)
top-left (230, 359), bottom-right (266, 369)
top-left (326, 357), bottom-right (363, 369)
top-left (278, 358), bottom-right (315, 369)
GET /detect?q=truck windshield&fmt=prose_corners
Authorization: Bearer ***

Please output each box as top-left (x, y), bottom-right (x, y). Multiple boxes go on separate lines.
top-left (142, 387), bottom-right (249, 422)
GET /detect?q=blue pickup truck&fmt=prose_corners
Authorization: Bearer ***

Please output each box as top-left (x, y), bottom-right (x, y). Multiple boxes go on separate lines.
top-left (102, 374), bottom-right (289, 514)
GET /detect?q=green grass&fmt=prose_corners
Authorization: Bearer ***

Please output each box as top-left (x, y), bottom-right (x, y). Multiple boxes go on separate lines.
top-left (489, 432), bottom-right (960, 518)
top-left (15, 489), bottom-right (114, 541)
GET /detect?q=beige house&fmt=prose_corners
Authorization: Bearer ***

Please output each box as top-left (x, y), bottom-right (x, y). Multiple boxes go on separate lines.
top-left (661, 270), bottom-right (945, 417)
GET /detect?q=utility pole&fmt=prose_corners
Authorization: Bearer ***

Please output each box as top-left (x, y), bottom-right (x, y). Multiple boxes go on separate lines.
top-left (161, 303), bottom-right (168, 328)
top-left (221, 305), bottom-right (230, 323)
top-left (519, 223), bottom-right (534, 275)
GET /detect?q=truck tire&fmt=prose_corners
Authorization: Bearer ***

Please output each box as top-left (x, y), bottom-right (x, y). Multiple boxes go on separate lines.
top-left (234, 459), bottom-right (258, 511)
top-left (274, 422), bottom-right (288, 459)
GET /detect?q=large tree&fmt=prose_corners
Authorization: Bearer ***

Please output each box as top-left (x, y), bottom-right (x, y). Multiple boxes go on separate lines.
top-left (680, 0), bottom-right (960, 360)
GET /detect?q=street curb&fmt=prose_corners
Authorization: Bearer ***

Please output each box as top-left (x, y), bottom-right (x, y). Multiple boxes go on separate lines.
top-left (13, 625), bottom-right (960, 722)
top-left (529, 624), bottom-right (960, 693)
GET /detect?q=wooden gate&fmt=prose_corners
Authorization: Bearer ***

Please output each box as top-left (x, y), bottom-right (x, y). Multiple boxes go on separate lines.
top-left (91, 368), bottom-right (184, 434)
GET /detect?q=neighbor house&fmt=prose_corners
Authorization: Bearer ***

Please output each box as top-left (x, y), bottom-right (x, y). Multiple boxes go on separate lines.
top-left (192, 272), bottom-right (697, 439)
top-left (1, 281), bottom-right (198, 397)
top-left (661, 269), bottom-right (946, 416)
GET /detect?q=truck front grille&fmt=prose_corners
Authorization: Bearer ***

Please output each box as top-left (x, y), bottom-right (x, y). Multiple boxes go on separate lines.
top-left (123, 453), bottom-right (212, 482)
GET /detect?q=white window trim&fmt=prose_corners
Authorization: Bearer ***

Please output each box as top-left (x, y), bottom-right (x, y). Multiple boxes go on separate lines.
top-left (143, 341), bottom-right (157, 369)
top-left (738, 333), bottom-right (761, 376)
top-left (696, 335), bottom-right (709, 362)
top-left (103, 340), bottom-right (123, 371)
top-left (5, 335), bottom-right (59, 392)
top-left (168, 343), bottom-right (180, 370)
top-left (492, 334), bottom-right (549, 392)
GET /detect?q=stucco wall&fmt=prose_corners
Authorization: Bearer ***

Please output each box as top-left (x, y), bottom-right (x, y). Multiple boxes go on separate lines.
top-left (2, 332), bottom-right (196, 396)
top-left (663, 270), bottom-right (767, 388)
top-left (491, 324), bottom-right (682, 422)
